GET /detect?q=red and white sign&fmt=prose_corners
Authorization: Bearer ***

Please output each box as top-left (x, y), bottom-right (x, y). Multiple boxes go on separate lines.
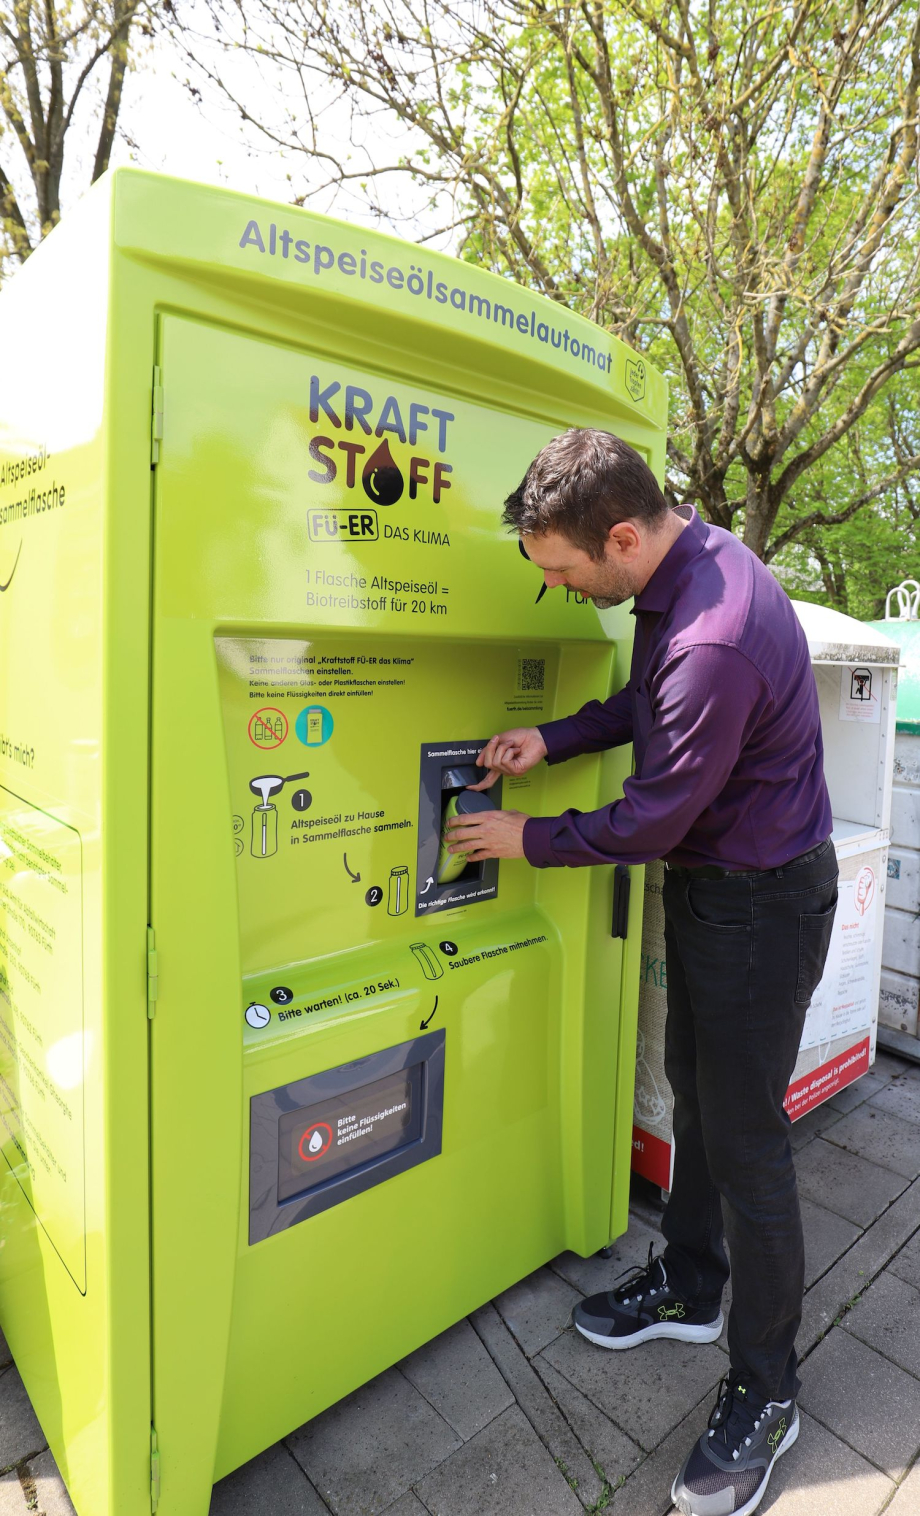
top-left (784, 1037), bottom-right (870, 1122)
top-left (631, 1124), bottom-right (674, 1190)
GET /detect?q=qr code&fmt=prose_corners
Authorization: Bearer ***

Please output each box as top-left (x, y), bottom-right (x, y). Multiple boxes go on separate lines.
top-left (517, 658), bottom-right (545, 692)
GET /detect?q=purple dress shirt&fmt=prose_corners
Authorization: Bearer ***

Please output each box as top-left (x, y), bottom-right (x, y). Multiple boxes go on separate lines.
top-left (523, 508), bottom-right (833, 871)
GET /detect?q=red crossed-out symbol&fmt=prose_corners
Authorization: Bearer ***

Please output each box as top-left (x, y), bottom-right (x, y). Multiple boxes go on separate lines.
top-left (298, 1122), bottom-right (333, 1162)
top-left (248, 707), bottom-right (288, 749)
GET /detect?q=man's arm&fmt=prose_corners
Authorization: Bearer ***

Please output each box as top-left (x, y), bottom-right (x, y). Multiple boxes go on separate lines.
top-left (470, 684), bottom-right (633, 794)
top-left (537, 683), bottom-right (634, 765)
top-left (523, 645), bottom-right (771, 867)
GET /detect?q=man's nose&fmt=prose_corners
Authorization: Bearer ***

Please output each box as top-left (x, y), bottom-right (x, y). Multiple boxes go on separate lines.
top-left (543, 571), bottom-right (566, 589)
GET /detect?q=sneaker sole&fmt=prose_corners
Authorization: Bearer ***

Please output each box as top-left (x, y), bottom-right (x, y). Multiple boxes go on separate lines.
top-left (574, 1313), bottom-right (724, 1350)
top-left (670, 1407), bottom-right (800, 1516)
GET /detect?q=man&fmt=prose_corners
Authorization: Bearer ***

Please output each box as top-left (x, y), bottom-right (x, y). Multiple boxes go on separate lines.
top-left (447, 428), bottom-right (837, 1516)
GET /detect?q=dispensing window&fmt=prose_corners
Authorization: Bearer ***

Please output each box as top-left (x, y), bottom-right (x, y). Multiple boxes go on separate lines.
top-left (415, 741), bottom-right (502, 916)
top-left (249, 1031), bottom-right (445, 1243)
top-left (277, 1065), bottom-right (420, 1202)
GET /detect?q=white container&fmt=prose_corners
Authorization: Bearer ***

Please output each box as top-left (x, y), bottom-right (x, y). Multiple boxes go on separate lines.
top-left (632, 601), bottom-right (900, 1189)
top-left (867, 584), bottom-right (920, 1055)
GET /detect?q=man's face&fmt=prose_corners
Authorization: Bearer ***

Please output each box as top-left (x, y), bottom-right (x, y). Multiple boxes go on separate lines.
top-left (521, 526), bottom-right (639, 608)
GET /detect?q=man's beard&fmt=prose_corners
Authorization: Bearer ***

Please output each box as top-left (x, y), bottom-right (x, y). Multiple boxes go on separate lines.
top-left (588, 571), bottom-right (634, 609)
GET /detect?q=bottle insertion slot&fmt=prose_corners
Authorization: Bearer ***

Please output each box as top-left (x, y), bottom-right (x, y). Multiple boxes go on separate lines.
top-left (415, 742), bottom-right (502, 916)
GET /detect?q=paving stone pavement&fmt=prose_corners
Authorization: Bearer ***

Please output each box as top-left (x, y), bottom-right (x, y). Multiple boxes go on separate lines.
top-left (5, 1053), bottom-right (920, 1515)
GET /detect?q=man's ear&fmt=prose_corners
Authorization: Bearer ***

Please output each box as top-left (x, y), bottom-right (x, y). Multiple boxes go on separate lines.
top-left (607, 519), bottom-right (641, 558)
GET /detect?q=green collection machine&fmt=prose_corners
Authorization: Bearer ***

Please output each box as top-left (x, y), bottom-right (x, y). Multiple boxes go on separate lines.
top-left (0, 172), bottom-right (666, 1516)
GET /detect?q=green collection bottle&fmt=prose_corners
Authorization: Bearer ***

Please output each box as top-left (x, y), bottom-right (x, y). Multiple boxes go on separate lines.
top-left (436, 789), bottom-right (496, 884)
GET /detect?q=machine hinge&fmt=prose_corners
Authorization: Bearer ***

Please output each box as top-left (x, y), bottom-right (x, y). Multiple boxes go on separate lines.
top-left (151, 366), bottom-right (164, 466)
top-left (150, 1426), bottom-right (161, 1512)
top-left (147, 927), bottom-right (159, 1018)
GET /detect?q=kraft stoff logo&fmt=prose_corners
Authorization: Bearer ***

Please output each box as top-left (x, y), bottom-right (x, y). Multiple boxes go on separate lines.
top-left (0, 444), bottom-right (62, 595)
top-left (308, 375), bottom-right (453, 503)
top-left (0, 542), bottom-right (21, 592)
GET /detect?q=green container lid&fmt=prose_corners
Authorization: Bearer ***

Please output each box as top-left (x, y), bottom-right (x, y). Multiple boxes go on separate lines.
top-left (866, 619), bottom-right (920, 734)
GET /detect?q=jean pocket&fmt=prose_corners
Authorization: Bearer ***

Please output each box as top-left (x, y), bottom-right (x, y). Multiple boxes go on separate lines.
top-left (685, 879), bottom-right (751, 931)
top-left (795, 896), bottom-right (837, 1004)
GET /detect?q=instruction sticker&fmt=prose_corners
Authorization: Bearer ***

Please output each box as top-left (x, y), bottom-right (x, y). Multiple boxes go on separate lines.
top-left (0, 788), bottom-right (85, 1291)
top-left (799, 867), bottom-right (878, 1055)
top-left (839, 666), bottom-right (881, 724)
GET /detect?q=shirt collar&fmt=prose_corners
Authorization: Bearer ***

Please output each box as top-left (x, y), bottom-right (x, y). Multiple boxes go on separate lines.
top-left (633, 506), bottom-right (707, 615)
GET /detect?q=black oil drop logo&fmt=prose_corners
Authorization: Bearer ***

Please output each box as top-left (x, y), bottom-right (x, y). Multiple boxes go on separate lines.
top-left (518, 538), bottom-right (547, 603)
top-left (362, 440), bottom-right (404, 506)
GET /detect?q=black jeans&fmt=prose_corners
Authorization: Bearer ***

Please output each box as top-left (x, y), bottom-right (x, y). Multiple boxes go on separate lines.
top-left (660, 839), bottom-right (838, 1404)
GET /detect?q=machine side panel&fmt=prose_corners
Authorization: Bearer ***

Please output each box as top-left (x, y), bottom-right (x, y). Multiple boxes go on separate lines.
top-left (0, 188), bottom-right (152, 1514)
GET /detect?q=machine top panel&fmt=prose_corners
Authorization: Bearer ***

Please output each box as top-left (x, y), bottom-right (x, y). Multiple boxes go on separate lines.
top-left (111, 169), bottom-right (667, 432)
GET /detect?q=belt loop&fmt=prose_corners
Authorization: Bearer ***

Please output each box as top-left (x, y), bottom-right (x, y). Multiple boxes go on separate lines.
top-left (775, 866), bottom-right (784, 877)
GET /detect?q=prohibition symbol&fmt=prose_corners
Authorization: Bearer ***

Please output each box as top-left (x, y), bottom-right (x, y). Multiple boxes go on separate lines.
top-left (299, 1123), bottom-right (333, 1162)
top-left (248, 707), bottom-right (288, 750)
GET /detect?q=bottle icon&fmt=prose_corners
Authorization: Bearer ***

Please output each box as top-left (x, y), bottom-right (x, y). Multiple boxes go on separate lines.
top-left (411, 943), bottom-right (443, 981)
top-left (252, 804), bottom-right (278, 859)
top-left (246, 771), bottom-right (309, 861)
top-left (388, 865), bottom-right (409, 915)
top-left (296, 706), bottom-right (333, 747)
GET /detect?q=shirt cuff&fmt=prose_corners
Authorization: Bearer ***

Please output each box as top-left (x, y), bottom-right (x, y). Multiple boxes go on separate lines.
top-left (522, 815), bottom-right (560, 868)
top-left (537, 718), bottom-right (581, 765)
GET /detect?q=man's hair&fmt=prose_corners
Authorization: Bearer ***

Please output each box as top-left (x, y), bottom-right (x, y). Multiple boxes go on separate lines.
top-left (502, 428), bottom-right (668, 559)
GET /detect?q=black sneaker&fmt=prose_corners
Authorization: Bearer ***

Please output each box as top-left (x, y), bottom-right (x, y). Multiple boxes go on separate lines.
top-left (671, 1373), bottom-right (799, 1516)
top-left (572, 1245), bottom-right (723, 1350)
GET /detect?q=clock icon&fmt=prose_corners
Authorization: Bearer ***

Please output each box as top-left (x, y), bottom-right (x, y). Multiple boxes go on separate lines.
top-left (245, 1002), bottom-right (271, 1029)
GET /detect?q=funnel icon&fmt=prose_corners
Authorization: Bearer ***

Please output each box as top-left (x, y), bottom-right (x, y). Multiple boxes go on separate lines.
top-left (248, 770), bottom-right (310, 860)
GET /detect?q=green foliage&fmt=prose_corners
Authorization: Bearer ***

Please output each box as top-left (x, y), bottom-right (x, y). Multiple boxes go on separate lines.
top-left (0, 0), bottom-right (152, 280)
top-left (195, 0), bottom-right (920, 605)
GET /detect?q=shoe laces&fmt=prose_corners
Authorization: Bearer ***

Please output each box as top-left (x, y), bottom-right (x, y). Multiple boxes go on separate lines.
top-left (611, 1242), bottom-right (666, 1311)
top-left (707, 1375), bottom-right (767, 1462)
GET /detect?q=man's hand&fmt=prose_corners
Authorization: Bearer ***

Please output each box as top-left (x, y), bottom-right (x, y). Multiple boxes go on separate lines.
top-left (446, 808), bottom-right (529, 862)
top-left (468, 727), bottom-right (548, 791)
